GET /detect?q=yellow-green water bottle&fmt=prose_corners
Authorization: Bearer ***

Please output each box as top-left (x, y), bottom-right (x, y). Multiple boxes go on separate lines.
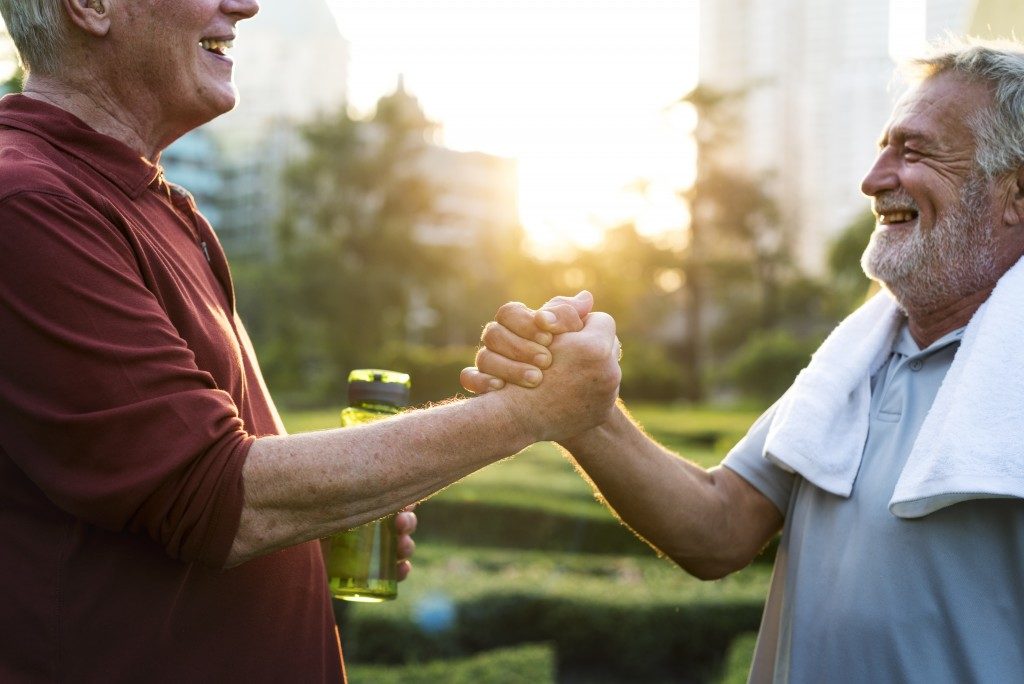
top-left (324, 369), bottom-right (411, 603)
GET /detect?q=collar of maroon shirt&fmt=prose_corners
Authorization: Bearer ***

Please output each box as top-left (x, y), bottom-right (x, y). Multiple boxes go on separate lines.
top-left (0, 93), bottom-right (160, 199)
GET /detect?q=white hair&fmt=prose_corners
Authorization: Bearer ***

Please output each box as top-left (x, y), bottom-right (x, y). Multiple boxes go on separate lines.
top-left (905, 37), bottom-right (1024, 178)
top-left (0, 0), bottom-right (66, 75)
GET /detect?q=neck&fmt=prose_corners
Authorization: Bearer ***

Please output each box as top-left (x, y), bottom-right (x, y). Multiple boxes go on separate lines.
top-left (22, 73), bottom-right (166, 161)
top-left (901, 287), bottom-right (992, 347)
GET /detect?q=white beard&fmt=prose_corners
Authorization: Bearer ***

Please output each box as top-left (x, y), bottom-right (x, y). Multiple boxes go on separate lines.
top-left (861, 173), bottom-right (1001, 312)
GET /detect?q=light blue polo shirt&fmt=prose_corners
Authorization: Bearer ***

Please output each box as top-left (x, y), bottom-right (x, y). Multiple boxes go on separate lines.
top-left (724, 323), bottom-right (1024, 682)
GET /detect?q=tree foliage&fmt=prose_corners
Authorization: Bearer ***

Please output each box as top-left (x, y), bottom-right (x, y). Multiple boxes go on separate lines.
top-left (264, 91), bottom-right (456, 400)
top-left (231, 82), bottom-right (882, 408)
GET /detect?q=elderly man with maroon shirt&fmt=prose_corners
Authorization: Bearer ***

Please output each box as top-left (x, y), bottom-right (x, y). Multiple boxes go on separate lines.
top-left (0, 1), bottom-right (621, 681)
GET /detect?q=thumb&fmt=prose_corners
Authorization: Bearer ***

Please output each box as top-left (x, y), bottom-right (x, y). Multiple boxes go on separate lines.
top-left (535, 291), bottom-right (595, 334)
top-left (553, 290), bottom-right (594, 319)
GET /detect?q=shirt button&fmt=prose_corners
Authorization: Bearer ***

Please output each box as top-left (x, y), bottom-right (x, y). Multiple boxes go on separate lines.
top-left (909, 359), bottom-right (923, 371)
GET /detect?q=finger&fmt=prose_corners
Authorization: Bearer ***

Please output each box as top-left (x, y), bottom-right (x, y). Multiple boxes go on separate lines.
top-left (395, 509), bottom-right (418, 536)
top-left (494, 301), bottom-right (552, 346)
top-left (581, 311), bottom-right (618, 341)
top-left (552, 311), bottom-right (619, 361)
top-left (476, 347), bottom-right (543, 388)
top-left (397, 560), bottom-right (413, 582)
top-left (535, 302), bottom-right (586, 335)
top-left (541, 290), bottom-right (594, 318)
top-left (481, 321), bottom-right (552, 368)
top-left (461, 366), bottom-right (505, 394)
top-left (397, 534), bottom-right (416, 562)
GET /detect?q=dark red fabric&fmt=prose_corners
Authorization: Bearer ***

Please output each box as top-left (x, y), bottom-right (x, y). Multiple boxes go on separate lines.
top-left (0, 94), bottom-right (343, 683)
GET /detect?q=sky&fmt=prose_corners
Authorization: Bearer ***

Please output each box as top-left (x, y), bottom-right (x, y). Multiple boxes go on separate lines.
top-left (326, 0), bottom-right (700, 254)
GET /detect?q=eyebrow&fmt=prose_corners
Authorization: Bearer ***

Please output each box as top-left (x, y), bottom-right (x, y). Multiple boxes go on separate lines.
top-left (877, 126), bottom-right (936, 151)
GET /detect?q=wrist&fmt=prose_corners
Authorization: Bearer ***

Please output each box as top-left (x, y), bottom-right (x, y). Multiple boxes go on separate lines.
top-left (485, 385), bottom-right (546, 445)
top-left (558, 400), bottom-right (626, 454)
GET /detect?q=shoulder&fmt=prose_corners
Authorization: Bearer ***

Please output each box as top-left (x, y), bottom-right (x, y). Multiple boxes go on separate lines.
top-left (0, 126), bottom-right (84, 203)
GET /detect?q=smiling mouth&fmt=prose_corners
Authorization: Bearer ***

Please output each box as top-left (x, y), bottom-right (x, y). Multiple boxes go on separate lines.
top-left (199, 38), bottom-right (234, 56)
top-left (878, 210), bottom-right (918, 225)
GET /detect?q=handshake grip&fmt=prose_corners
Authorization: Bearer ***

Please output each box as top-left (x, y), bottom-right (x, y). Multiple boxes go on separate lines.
top-left (496, 310), bottom-right (622, 445)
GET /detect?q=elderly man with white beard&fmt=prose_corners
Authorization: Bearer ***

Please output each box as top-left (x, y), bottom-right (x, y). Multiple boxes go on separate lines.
top-left (463, 39), bottom-right (1024, 682)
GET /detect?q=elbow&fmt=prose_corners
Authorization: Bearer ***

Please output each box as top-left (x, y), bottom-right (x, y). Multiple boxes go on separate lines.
top-left (670, 552), bottom-right (753, 581)
top-left (662, 529), bottom-right (768, 581)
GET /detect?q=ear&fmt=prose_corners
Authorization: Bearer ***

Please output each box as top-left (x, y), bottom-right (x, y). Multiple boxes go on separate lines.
top-left (61, 0), bottom-right (112, 37)
top-left (1001, 166), bottom-right (1024, 228)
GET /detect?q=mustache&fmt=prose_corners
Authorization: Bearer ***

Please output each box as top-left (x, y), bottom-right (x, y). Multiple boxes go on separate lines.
top-left (872, 191), bottom-right (920, 215)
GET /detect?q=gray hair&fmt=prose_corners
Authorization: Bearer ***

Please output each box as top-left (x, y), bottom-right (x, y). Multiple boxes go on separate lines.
top-left (904, 37), bottom-right (1024, 178)
top-left (0, 1), bottom-right (66, 75)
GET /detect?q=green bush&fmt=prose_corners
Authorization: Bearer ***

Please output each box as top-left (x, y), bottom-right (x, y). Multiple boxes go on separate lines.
top-left (343, 593), bottom-right (764, 682)
top-left (619, 342), bottom-right (693, 401)
top-left (337, 545), bottom-right (771, 680)
top-left (377, 343), bottom-right (478, 405)
top-left (716, 632), bottom-right (758, 684)
top-left (346, 643), bottom-right (556, 684)
top-left (724, 330), bottom-right (815, 403)
top-left (416, 499), bottom-right (651, 556)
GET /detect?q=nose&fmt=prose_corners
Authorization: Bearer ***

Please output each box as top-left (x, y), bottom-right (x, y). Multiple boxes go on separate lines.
top-left (222, 0), bottom-right (259, 20)
top-left (860, 147), bottom-right (899, 198)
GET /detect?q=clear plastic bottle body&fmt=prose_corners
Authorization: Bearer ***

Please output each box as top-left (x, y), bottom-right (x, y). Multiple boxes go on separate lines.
top-left (323, 369), bottom-right (410, 603)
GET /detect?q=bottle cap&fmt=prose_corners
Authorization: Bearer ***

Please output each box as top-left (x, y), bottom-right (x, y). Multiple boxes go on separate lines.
top-left (347, 369), bottom-right (411, 408)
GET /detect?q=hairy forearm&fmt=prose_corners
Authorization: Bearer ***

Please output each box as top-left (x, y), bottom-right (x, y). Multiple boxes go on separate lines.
top-left (559, 403), bottom-right (780, 580)
top-left (227, 392), bottom-right (534, 567)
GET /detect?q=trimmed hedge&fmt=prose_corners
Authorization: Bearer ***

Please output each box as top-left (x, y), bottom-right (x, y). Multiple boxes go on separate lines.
top-left (716, 632), bottom-right (758, 684)
top-left (416, 499), bottom-right (652, 556)
top-left (416, 499), bottom-right (779, 566)
top-left (346, 643), bottom-right (556, 684)
top-left (340, 593), bottom-right (764, 682)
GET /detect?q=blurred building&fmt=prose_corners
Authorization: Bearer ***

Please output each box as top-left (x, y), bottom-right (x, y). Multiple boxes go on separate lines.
top-left (163, 0), bottom-right (348, 259)
top-left (160, 128), bottom-right (224, 228)
top-left (697, 0), bottom-right (980, 271)
top-left (969, 0), bottom-right (1024, 34)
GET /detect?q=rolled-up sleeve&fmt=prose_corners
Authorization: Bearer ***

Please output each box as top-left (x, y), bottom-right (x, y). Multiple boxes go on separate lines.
top-left (0, 191), bottom-right (250, 568)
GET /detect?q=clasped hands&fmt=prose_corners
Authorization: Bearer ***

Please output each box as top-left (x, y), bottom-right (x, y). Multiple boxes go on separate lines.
top-left (397, 291), bottom-right (617, 580)
top-left (461, 291), bottom-right (622, 440)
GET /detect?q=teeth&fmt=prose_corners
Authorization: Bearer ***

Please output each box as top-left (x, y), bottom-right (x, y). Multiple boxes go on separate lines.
top-left (200, 39), bottom-right (233, 52)
top-left (881, 211), bottom-right (916, 224)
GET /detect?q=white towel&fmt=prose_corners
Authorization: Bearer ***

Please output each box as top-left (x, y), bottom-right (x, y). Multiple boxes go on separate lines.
top-left (764, 256), bottom-right (1024, 518)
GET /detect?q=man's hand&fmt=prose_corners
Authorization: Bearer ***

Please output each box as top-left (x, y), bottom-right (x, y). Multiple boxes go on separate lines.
top-left (495, 310), bottom-right (621, 444)
top-left (461, 291), bottom-right (595, 394)
top-left (395, 506), bottom-right (417, 581)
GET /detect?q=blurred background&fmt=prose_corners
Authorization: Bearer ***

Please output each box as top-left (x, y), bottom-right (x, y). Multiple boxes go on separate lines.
top-left (2, 0), bottom-right (1022, 681)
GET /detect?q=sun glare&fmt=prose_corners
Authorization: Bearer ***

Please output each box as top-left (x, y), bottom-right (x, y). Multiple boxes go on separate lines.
top-left (889, 0), bottom-right (928, 62)
top-left (329, 0), bottom-right (699, 255)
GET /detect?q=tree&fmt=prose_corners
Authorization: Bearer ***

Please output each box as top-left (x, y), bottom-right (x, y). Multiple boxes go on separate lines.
top-left (267, 87), bottom-right (454, 401)
top-left (0, 24), bottom-right (22, 94)
top-left (675, 85), bottom-right (799, 396)
top-left (826, 209), bottom-right (878, 314)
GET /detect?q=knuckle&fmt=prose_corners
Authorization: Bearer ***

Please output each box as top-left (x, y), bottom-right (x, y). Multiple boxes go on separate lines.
top-left (480, 321), bottom-right (501, 344)
top-left (475, 347), bottom-right (494, 369)
top-left (496, 301), bottom-right (527, 321)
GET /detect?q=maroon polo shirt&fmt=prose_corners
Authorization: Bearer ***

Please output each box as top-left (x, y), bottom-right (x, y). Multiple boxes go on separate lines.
top-left (0, 95), bottom-right (343, 682)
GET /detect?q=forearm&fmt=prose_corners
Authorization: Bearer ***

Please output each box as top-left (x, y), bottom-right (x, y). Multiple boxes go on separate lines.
top-left (228, 391), bottom-right (534, 567)
top-left (560, 402), bottom-right (781, 579)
